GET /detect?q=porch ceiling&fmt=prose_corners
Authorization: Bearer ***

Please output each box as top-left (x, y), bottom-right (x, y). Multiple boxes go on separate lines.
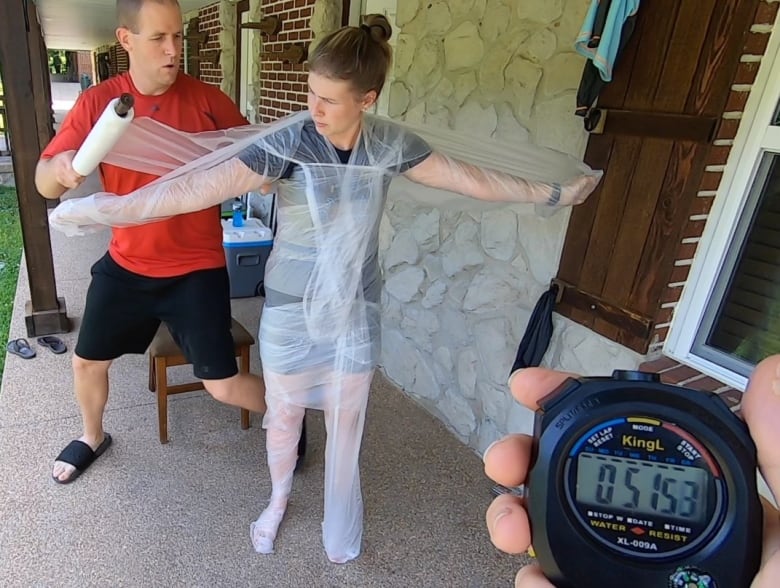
top-left (36, 0), bottom-right (217, 51)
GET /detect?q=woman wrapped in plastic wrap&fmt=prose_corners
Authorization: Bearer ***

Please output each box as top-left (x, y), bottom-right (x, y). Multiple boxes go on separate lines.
top-left (50, 15), bottom-right (601, 563)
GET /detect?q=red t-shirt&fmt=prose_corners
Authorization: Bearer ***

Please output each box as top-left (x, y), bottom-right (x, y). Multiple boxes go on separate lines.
top-left (41, 72), bottom-right (248, 277)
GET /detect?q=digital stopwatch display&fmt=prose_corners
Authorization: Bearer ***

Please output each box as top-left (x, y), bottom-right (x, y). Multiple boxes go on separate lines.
top-left (526, 372), bottom-right (762, 587)
top-left (564, 416), bottom-right (723, 558)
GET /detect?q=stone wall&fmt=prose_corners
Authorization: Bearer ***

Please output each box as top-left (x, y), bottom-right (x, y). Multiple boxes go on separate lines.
top-left (377, 0), bottom-right (643, 453)
top-left (215, 0), bottom-right (239, 97)
top-left (389, 0), bottom-right (592, 155)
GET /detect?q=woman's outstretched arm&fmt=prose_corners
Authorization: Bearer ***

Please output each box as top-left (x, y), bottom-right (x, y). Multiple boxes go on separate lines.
top-left (49, 158), bottom-right (267, 234)
top-left (403, 151), bottom-right (601, 207)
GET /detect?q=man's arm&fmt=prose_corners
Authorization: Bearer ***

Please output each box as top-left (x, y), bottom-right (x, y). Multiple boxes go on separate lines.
top-left (37, 89), bottom-right (97, 199)
top-left (35, 150), bottom-right (85, 199)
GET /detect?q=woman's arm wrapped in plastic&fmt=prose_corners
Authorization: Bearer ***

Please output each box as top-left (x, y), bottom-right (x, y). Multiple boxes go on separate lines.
top-left (49, 150), bottom-right (599, 237)
top-left (404, 151), bottom-right (601, 206)
top-left (49, 158), bottom-right (266, 236)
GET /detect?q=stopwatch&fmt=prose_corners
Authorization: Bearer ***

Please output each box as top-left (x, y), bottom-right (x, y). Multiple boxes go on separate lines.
top-left (526, 370), bottom-right (762, 588)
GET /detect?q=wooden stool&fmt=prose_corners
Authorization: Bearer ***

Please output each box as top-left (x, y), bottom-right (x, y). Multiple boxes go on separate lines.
top-left (147, 318), bottom-right (253, 443)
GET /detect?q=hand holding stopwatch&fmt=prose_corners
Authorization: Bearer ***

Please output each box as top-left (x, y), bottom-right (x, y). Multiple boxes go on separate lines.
top-left (526, 370), bottom-right (762, 588)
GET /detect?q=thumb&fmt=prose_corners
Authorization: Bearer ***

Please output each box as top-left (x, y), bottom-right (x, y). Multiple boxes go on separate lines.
top-left (741, 355), bottom-right (780, 504)
top-left (515, 563), bottom-right (555, 588)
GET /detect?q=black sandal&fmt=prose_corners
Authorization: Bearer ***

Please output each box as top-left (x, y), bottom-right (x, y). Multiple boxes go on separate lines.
top-left (6, 338), bottom-right (35, 359)
top-left (52, 434), bottom-right (113, 484)
top-left (37, 335), bottom-right (67, 354)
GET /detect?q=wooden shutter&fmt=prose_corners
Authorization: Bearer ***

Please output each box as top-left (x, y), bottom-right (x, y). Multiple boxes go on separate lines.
top-left (553, 0), bottom-right (760, 353)
top-left (114, 43), bottom-right (129, 74)
top-left (108, 45), bottom-right (118, 77)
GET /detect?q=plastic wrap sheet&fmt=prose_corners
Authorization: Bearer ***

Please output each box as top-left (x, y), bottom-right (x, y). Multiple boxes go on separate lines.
top-left (49, 111), bottom-right (600, 236)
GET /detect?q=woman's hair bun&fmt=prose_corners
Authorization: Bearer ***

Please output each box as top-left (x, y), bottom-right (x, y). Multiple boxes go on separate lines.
top-left (362, 14), bottom-right (392, 43)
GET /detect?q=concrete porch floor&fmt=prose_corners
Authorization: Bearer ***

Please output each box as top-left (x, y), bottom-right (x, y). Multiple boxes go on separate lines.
top-left (0, 171), bottom-right (526, 586)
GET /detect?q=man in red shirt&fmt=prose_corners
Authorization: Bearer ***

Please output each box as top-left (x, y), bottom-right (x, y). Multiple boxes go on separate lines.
top-left (36, 0), bottom-right (266, 484)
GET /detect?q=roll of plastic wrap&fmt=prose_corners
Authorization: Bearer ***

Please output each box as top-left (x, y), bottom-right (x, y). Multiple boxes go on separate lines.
top-left (71, 94), bottom-right (135, 177)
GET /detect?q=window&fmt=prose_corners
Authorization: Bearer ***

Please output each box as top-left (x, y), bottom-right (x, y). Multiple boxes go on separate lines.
top-left (696, 152), bottom-right (780, 373)
top-left (665, 17), bottom-right (780, 390)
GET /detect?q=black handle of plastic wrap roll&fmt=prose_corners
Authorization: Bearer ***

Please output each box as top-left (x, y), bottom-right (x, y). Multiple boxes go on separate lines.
top-left (115, 93), bottom-right (134, 117)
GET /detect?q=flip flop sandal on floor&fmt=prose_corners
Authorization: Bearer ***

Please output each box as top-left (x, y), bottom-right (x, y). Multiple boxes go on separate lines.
top-left (52, 433), bottom-right (113, 485)
top-left (6, 338), bottom-right (36, 359)
top-left (37, 335), bottom-right (67, 354)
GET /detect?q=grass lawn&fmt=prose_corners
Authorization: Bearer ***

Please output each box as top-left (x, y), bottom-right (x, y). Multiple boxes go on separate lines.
top-left (0, 185), bottom-right (23, 385)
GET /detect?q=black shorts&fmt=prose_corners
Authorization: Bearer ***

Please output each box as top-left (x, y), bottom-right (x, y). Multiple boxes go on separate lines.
top-left (75, 253), bottom-right (238, 380)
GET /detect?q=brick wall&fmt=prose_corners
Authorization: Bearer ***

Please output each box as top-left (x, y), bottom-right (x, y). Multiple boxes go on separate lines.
top-left (187, 0), bottom-right (316, 116)
top-left (651, 0), bottom-right (779, 352)
top-left (198, 3), bottom-right (223, 86)
top-left (639, 356), bottom-right (743, 413)
top-left (75, 51), bottom-right (94, 81)
top-left (257, 0), bottom-right (316, 122)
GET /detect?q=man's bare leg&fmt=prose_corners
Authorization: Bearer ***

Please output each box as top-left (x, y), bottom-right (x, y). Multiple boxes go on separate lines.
top-left (52, 355), bottom-right (112, 482)
top-left (203, 372), bottom-right (267, 414)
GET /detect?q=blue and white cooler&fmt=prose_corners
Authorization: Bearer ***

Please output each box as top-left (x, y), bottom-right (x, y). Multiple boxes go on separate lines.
top-left (221, 217), bottom-right (273, 298)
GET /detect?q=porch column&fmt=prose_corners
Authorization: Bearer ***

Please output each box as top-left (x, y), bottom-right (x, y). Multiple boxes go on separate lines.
top-left (0, 0), bottom-right (70, 335)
